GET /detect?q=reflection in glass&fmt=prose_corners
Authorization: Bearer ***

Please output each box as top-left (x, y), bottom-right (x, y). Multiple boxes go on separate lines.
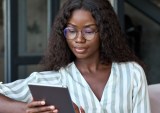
top-left (18, 0), bottom-right (47, 56)
top-left (18, 65), bottom-right (41, 79)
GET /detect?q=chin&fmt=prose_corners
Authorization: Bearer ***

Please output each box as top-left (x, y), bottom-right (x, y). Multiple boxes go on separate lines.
top-left (74, 54), bottom-right (88, 59)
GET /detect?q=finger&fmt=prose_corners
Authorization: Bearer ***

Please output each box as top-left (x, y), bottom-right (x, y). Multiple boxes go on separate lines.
top-left (72, 102), bottom-right (79, 112)
top-left (72, 102), bottom-right (77, 108)
top-left (26, 105), bottom-right (56, 113)
top-left (27, 101), bottom-right (45, 108)
top-left (53, 109), bottom-right (58, 113)
top-left (30, 96), bottom-right (33, 102)
top-left (80, 106), bottom-right (85, 113)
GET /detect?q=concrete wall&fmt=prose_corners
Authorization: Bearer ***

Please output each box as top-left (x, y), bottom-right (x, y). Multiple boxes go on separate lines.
top-left (125, 3), bottom-right (160, 84)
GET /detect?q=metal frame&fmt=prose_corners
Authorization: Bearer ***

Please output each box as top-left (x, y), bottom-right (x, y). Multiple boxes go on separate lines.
top-left (4, 0), bottom-right (18, 82)
top-left (117, 0), bottom-right (124, 30)
top-left (47, 0), bottom-right (60, 37)
top-left (110, 0), bottom-right (125, 30)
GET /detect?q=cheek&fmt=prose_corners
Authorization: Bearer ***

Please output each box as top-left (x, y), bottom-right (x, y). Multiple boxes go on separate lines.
top-left (93, 36), bottom-right (100, 48)
top-left (66, 40), bottom-right (73, 49)
top-left (89, 37), bottom-right (100, 52)
top-left (93, 41), bottom-right (100, 51)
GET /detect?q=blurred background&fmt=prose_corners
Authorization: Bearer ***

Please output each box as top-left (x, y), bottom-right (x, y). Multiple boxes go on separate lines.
top-left (0, 0), bottom-right (160, 84)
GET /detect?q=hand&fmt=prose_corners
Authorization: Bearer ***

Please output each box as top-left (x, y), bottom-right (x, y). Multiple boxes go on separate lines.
top-left (26, 100), bottom-right (58, 113)
top-left (73, 103), bottom-right (85, 113)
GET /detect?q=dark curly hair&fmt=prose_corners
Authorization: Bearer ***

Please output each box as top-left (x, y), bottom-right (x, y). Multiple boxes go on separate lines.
top-left (41, 0), bottom-right (142, 71)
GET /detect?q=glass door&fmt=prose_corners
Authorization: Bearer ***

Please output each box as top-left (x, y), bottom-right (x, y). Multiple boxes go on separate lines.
top-left (3, 0), bottom-right (124, 83)
top-left (4, 0), bottom-right (60, 82)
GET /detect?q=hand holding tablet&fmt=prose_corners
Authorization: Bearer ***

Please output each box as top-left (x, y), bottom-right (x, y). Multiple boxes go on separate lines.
top-left (28, 83), bottom-right (75, 113)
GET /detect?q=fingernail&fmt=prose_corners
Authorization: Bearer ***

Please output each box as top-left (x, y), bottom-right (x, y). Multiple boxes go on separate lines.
top-left (41, 101), bottom-right (45, 105)
top-left (50, 105), bottom-right (55, 109)
top-left (53, 109), bottom-right (58, 112)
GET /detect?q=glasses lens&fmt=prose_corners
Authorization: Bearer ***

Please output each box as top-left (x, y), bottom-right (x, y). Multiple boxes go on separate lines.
top-left (64, 26), bottom-right (98, 40)
top-left (83, 28), bottom-right (96, 40)
top-left (64, 27), bottom-right (76, 39)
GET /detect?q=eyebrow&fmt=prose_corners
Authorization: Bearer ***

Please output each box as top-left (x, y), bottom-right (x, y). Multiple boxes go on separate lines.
top-left (67, 23), bottom-right (97, 28)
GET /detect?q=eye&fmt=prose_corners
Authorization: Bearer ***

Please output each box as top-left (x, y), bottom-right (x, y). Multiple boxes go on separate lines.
top-left (84, 28), bottom-right (95, 34)
top-left (68, 28), bottom-right (76, 34)
top-left (64, 27), bottom-right (76, 37)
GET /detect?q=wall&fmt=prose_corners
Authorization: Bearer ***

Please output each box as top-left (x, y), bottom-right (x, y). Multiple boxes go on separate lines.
top-left (125, 3), bottom-right (160, 84)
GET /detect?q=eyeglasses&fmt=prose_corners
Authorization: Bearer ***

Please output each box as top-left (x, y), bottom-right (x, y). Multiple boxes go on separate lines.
top-left (63, 26), bottom-right (98, 40)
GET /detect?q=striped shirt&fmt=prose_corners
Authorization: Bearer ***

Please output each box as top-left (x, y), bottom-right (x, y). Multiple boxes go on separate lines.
top-left (0, 62), bottom-right (151, 113)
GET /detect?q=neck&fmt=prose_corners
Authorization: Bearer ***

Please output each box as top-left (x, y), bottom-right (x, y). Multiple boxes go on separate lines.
top-left (75, 56), bottom-right (102, 73)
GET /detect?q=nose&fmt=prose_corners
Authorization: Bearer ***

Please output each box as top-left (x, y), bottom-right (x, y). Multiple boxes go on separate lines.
top-left (75, 31), bottom-right (86, 43)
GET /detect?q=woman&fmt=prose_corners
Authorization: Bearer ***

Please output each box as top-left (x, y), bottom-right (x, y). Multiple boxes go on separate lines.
top-left (0, 0), bottom-right (151, 113)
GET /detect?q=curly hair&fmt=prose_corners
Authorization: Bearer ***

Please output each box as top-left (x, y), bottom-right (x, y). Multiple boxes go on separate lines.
top-left (41, 0), bottom-right (142, 71)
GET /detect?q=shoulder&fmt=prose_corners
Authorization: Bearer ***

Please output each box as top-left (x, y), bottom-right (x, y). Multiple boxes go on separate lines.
top-left (114, 61), bottom-right (144, 72)
top-left (59, 62), bottom-right (75, 72)
top-left (114, 61), bottom-right (147, 87)
top-left (58, 62), bottom-right (77, 81)
top-left (30, 63), bottom-right (75, 83)
top-left (30, 71), bottom-right (60, 77)
top-left (114, 61), bottom-right (145, 81)
top-left (29, 70), bottom-right (61, 83)
top-left (121, 62), bottom-right (146, 85)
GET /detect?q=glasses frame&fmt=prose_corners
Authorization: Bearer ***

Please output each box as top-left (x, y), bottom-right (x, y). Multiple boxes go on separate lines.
top-left (63, 25), bottom-right (98, 41)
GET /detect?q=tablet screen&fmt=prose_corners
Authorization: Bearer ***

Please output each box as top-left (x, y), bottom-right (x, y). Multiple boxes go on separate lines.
top-left (28, 83), bottom-right (75, 113)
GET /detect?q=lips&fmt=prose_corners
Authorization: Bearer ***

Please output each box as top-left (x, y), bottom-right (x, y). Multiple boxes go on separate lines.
top-left (74, 47), bottom-right (86, 54)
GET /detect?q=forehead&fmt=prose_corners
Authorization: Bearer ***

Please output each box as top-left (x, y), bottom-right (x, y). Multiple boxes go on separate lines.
top-left (68, 9), bottom-right (96, 28)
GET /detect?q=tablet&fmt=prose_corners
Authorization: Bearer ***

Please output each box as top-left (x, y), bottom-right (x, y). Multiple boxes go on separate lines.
top-left (28, 83), bottom-right (75, 113)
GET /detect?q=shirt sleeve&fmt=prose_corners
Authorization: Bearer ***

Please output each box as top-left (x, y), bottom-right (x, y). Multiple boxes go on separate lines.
top-left (0, 71), bottom-right (61, 103)
top-left (132, 63), bottom-right (151, 113)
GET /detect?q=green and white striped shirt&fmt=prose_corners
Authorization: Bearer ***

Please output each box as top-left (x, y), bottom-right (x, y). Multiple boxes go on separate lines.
top-left (0, 62), bottom-right (151, 113)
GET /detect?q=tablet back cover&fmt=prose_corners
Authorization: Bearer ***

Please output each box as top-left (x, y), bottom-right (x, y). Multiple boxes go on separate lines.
top-left (28, 83), bottom-right (75, 113)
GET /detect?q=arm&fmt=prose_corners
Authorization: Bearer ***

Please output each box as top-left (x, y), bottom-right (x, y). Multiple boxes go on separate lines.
top-left (26, 101), bottom-right (85, 113)
top-left (0, 93), bottom-right (27, 113)
top-left (0, 72), bottom-right (62, 113)
top-left (0, 72), bottom-right (38, 113)
top-left (132, 63), bottom-right (151, 113)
